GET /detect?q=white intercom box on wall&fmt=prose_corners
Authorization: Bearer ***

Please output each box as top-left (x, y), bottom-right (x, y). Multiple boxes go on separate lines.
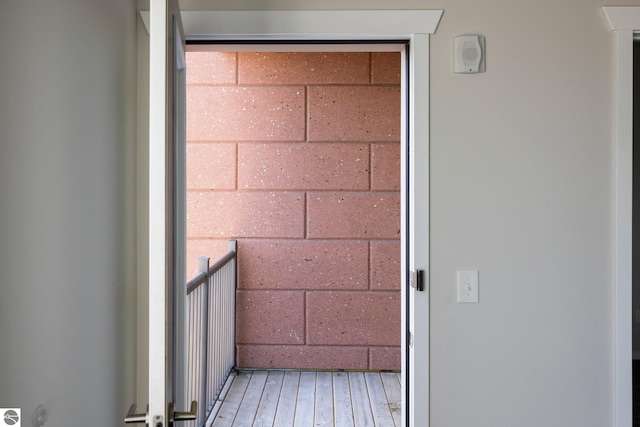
top-left (454, 35), bottom-right (486, 74)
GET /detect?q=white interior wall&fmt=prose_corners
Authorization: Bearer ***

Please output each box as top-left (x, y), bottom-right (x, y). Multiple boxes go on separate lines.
top-left (0, 0), bottom-right (633, 425)
top-left (0, 1), bottom-right (137, 426)
top-left (173, 0), bottom-right (629, 425)
top-left (429, 3), bottom-right (614, 425)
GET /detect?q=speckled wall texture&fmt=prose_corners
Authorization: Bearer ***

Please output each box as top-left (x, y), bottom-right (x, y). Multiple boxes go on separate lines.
top-left (186, 50), bottom-right (401, 371)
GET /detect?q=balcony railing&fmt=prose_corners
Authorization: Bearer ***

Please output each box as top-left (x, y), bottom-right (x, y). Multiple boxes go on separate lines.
top-left (185, 240), bottom-right (237, 427)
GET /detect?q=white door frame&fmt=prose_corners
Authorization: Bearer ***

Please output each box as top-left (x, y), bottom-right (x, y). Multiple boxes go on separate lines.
top-left (147, 1), bottom-right (188, 425)
top-left (603, 6), bottom-right (639, 427)
top-left (140, 9), bottom-right (443, 426)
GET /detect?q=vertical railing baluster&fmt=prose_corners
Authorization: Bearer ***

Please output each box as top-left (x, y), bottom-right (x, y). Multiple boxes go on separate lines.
top-left (229, 240), bottom-right (237, 373)
top-left (217, 271), bottom-right (223, 395)
top-left (186, 288), bottom-right (192, 427)
top-left (197, 256), bottom-right (210, 426)
top-left (211, 274), bottom-right (216, 401)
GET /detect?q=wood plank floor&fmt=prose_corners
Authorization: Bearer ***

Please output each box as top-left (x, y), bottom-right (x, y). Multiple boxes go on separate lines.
top-left (208, 370), bottom-right (402, 427)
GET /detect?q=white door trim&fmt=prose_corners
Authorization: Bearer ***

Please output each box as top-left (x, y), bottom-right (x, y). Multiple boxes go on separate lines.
top-left (147, 1), bottom-right (169, 422)
top-left (140, 10), bottom-right (443, 40)
top-left (603, 6), bottom-right (636, 427)
top-left (147, 0), bottom-right (186, 424)
top-left (141, 9), bottom-right (443, 426)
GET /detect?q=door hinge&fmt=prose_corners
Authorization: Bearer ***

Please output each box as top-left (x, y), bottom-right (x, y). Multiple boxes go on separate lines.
top-left (408, 331), bottom-right (413, 347)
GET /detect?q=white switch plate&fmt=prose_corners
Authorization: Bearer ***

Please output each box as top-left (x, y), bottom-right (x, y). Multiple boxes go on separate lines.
top-left (457, 270), bottom-right (479, 303)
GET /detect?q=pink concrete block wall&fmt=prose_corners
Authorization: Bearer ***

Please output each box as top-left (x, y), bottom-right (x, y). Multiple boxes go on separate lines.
top-left (186, 50), bottom-right (400, 371)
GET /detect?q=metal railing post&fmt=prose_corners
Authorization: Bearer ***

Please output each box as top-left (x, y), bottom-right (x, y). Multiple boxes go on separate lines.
top-left (197, 256), bottom-right (210, 426)
top-left (229, 240), bottom-right (237, 369)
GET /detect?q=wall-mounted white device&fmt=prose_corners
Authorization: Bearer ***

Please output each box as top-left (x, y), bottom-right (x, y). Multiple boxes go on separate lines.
top-left (457, 270), bottom-right (479, 303)
top-left (454, 35), bottom-right (485, 74)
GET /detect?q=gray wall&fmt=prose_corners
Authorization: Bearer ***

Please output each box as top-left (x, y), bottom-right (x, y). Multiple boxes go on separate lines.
top-left (429, 3), bottom-right (613, 425)
top-left (0, 1), bottom-right (137, 426)
top-left (0, 0), bottom-right (632, 426)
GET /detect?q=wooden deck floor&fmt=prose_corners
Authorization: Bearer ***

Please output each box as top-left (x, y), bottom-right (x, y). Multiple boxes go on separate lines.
top-left (208, 370), bottom-right (402, 427)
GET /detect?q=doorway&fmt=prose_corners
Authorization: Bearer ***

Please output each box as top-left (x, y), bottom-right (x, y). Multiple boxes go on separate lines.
top-left (138, 9), bottom-right (442, 426)
top-left (185, 48), bottom-right (402, 373)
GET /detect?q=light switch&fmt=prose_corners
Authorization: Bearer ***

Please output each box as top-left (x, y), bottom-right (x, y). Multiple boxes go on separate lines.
top-left (457, 270), bottom-right (479, 303)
